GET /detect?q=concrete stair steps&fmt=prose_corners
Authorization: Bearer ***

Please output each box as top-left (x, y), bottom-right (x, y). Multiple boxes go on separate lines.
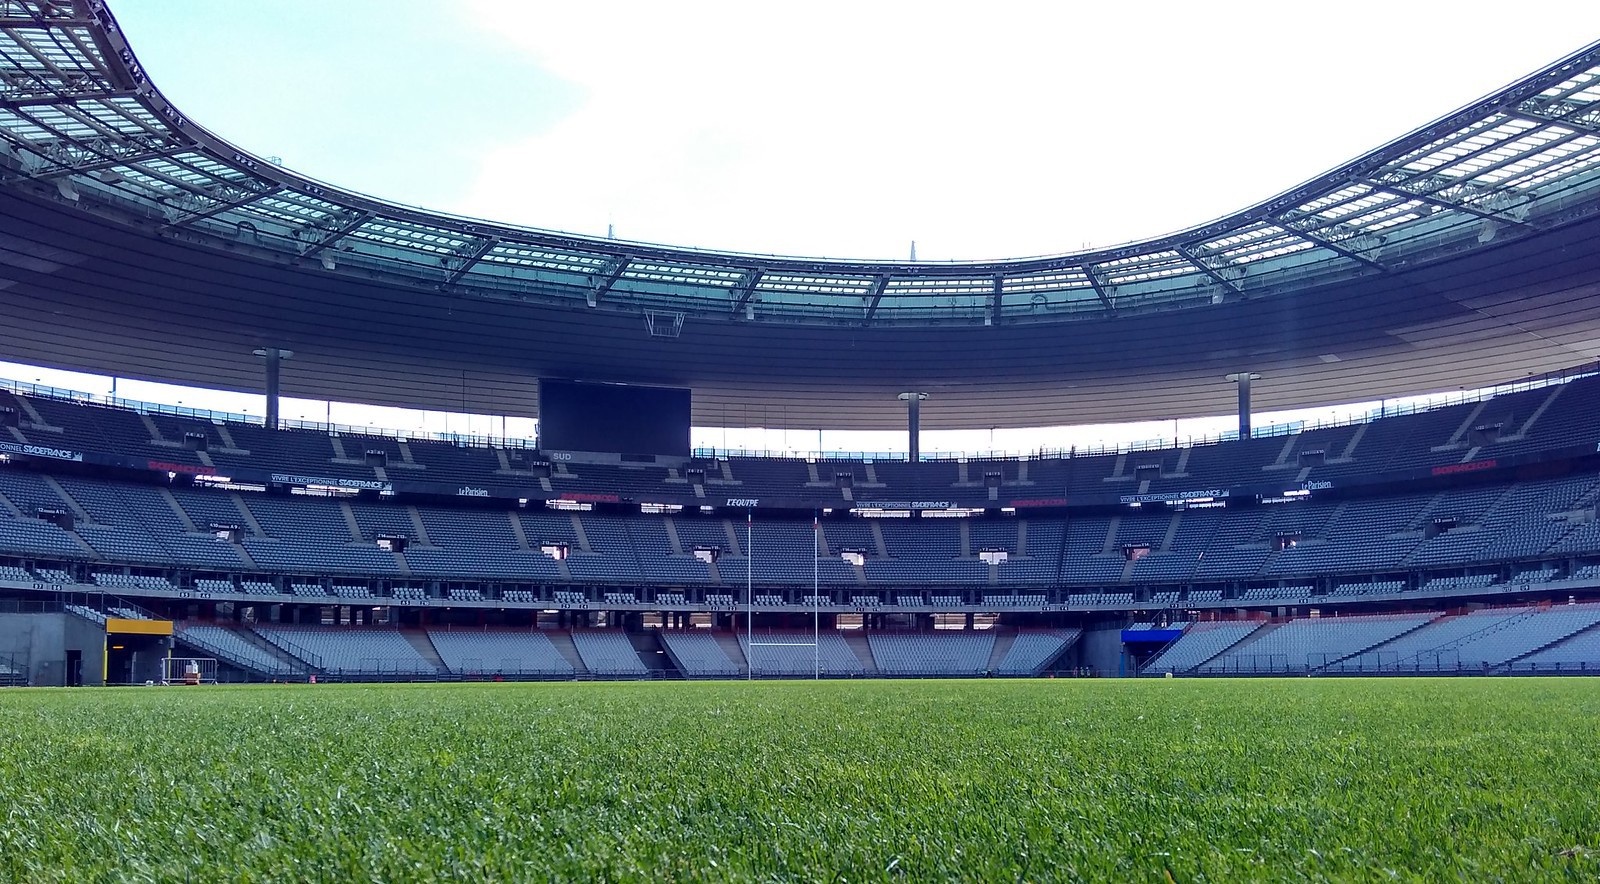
top-left (545, 630), bottom-right (588, 673)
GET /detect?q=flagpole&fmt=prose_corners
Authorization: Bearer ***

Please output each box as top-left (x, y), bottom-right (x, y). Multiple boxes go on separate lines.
top-left (746, 508), bottom-right (753, 681)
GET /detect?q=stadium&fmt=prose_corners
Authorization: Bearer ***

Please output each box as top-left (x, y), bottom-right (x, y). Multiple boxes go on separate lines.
top-left (1, 1), bottom-right (1600, 878)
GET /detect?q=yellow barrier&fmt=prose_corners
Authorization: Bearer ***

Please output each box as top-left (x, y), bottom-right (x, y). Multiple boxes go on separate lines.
top-left (105, 618), bottom-right (173, 636)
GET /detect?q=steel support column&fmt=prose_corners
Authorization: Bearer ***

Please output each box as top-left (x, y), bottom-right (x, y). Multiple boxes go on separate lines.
top-left (1225, 372), bottom-right (1260, 440)
top-left (254, 348), bottom-right (294, 430)
top-left (899, 392), bottom-right (928, 462)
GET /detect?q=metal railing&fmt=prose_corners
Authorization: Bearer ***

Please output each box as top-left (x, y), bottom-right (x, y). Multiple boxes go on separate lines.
top-left (699, 363), bottom-right (1599, 461)
top-left (173, 627), bottom-right (306, 677)
top-left (0, 378), bottom-right (535, 452)
top-left (243, 629), bottom-right (326, 672)
top-left (3, 360), bottom-right (1596, 462)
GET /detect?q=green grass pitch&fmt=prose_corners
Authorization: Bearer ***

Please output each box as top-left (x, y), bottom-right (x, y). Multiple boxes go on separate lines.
top-left (1, 678), bottom-right (1598, 881)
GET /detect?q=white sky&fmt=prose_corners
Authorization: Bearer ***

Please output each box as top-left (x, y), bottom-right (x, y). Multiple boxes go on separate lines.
top-left (21, 2), bottom-right (1597, 453)
top-left (110, 1), bottom-right (1600, 260)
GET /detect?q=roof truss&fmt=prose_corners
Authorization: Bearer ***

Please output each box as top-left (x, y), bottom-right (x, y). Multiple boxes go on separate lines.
top-left (1081, 265), bottom-right (1115, 310)
top-left (729, 269), bottom-right (764, 317)
top-left (160, 179), bottom-right (282, 228)
top-left (5, 134), bottom-right (182, 179)
top-left (861, 275), bottom-right (890, 324)
top-left (0, 8), bottom-right (1595, 326)
top-left (588, 256), bottom-right (629, 306)
top-left (1174, 245), bottom-right (1244, 298)
top-left (1274, 209), bottom-right (1390, 271)
top-left (296, 210), bottom-right (373, 259)
top-left (440, 237), bottom-right (498, 290)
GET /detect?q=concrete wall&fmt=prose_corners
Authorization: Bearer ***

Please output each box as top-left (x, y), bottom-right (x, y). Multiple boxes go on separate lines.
top-left (116, 634), bottom-right (171, 685)
top-left (64, 615), bottom-right (105, 685)
top-left (0, 612), bottom-right (106, 686)
top-left (1079, 625), bottom-right (1130, 677)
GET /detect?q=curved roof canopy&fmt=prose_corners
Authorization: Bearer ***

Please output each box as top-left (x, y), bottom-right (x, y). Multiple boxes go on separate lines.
top-left (1, 1), bottom-right (1600, 428)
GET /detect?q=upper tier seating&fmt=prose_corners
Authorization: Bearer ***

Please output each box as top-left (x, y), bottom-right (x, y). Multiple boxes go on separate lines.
top-left (5, 380), bottom-right (1600, 600)
top-left (7, 374), bottom-right (1600, 508)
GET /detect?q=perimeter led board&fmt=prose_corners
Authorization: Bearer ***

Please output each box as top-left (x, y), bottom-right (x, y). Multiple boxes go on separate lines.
top-left (537, 380), bottom-right (691, 457)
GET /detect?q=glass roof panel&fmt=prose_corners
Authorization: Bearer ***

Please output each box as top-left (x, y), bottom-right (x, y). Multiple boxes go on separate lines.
top-left (1002, 269), bottom-right (1091, 294)
top-left (9, 106), bottom-right (102, 138)
top-left (349, 222), bottom-right (468, 255)
top-left (757, 273), bottom-right (875, 295)
top-left (883, 277), bottom-right (994, 296)
top-left (624, 262), bottom-right (745, 286)
top-left (1097, 251), bottom-right (1196, 284)
top-left (1506, 143), bottom-right (1600, 190)
top-left (481, 244), bottom-right (610, 273)
top-left (3, 11), bottom-right (1600, 328)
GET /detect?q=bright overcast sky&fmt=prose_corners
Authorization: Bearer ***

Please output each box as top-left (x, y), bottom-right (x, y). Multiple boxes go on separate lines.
top-left (110, 1), bottom-right (1600, 262)
top-left (12, 3), bottom-right (1596, 454)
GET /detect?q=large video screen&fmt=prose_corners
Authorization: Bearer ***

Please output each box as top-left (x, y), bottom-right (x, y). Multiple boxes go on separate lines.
top-left (537, 379), bottom-right (691, 457)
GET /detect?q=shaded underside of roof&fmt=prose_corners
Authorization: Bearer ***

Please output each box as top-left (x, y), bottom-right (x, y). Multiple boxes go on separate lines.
top-left (3, 188), bottom-right (1600, 429)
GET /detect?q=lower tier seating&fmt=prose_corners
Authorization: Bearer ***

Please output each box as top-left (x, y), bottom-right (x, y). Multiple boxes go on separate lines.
top-left (426, 630), bottom-right (574, 676)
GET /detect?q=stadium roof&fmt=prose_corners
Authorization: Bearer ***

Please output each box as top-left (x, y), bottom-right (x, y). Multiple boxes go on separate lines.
top-left (1, 0), bottom-right (1600, 429)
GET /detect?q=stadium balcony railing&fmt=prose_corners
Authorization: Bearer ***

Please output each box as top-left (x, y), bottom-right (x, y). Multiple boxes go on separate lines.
top-left (4, 375), bottom-right (1598, 516)
top-left (3, 361), bottom-right (1595, 463)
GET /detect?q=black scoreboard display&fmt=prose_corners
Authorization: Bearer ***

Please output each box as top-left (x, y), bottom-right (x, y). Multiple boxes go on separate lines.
top-left (537, 379), bottom-right (691, 457)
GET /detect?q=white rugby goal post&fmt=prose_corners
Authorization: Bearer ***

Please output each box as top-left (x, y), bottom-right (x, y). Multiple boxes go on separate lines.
top-left (744, 511), bottom-right (821, 679)
top-left (161, 656), bottom-right (218, 685)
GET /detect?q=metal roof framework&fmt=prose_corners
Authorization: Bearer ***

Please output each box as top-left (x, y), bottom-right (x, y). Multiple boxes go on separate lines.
top-left (1, 1), bottom-right (1600, 331)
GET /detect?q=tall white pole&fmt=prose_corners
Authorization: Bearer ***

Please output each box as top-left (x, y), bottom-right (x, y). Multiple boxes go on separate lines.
top-left (746, 508), bottom-right (753, 681)
top-left (813, 512), bottom-right (820, 680)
